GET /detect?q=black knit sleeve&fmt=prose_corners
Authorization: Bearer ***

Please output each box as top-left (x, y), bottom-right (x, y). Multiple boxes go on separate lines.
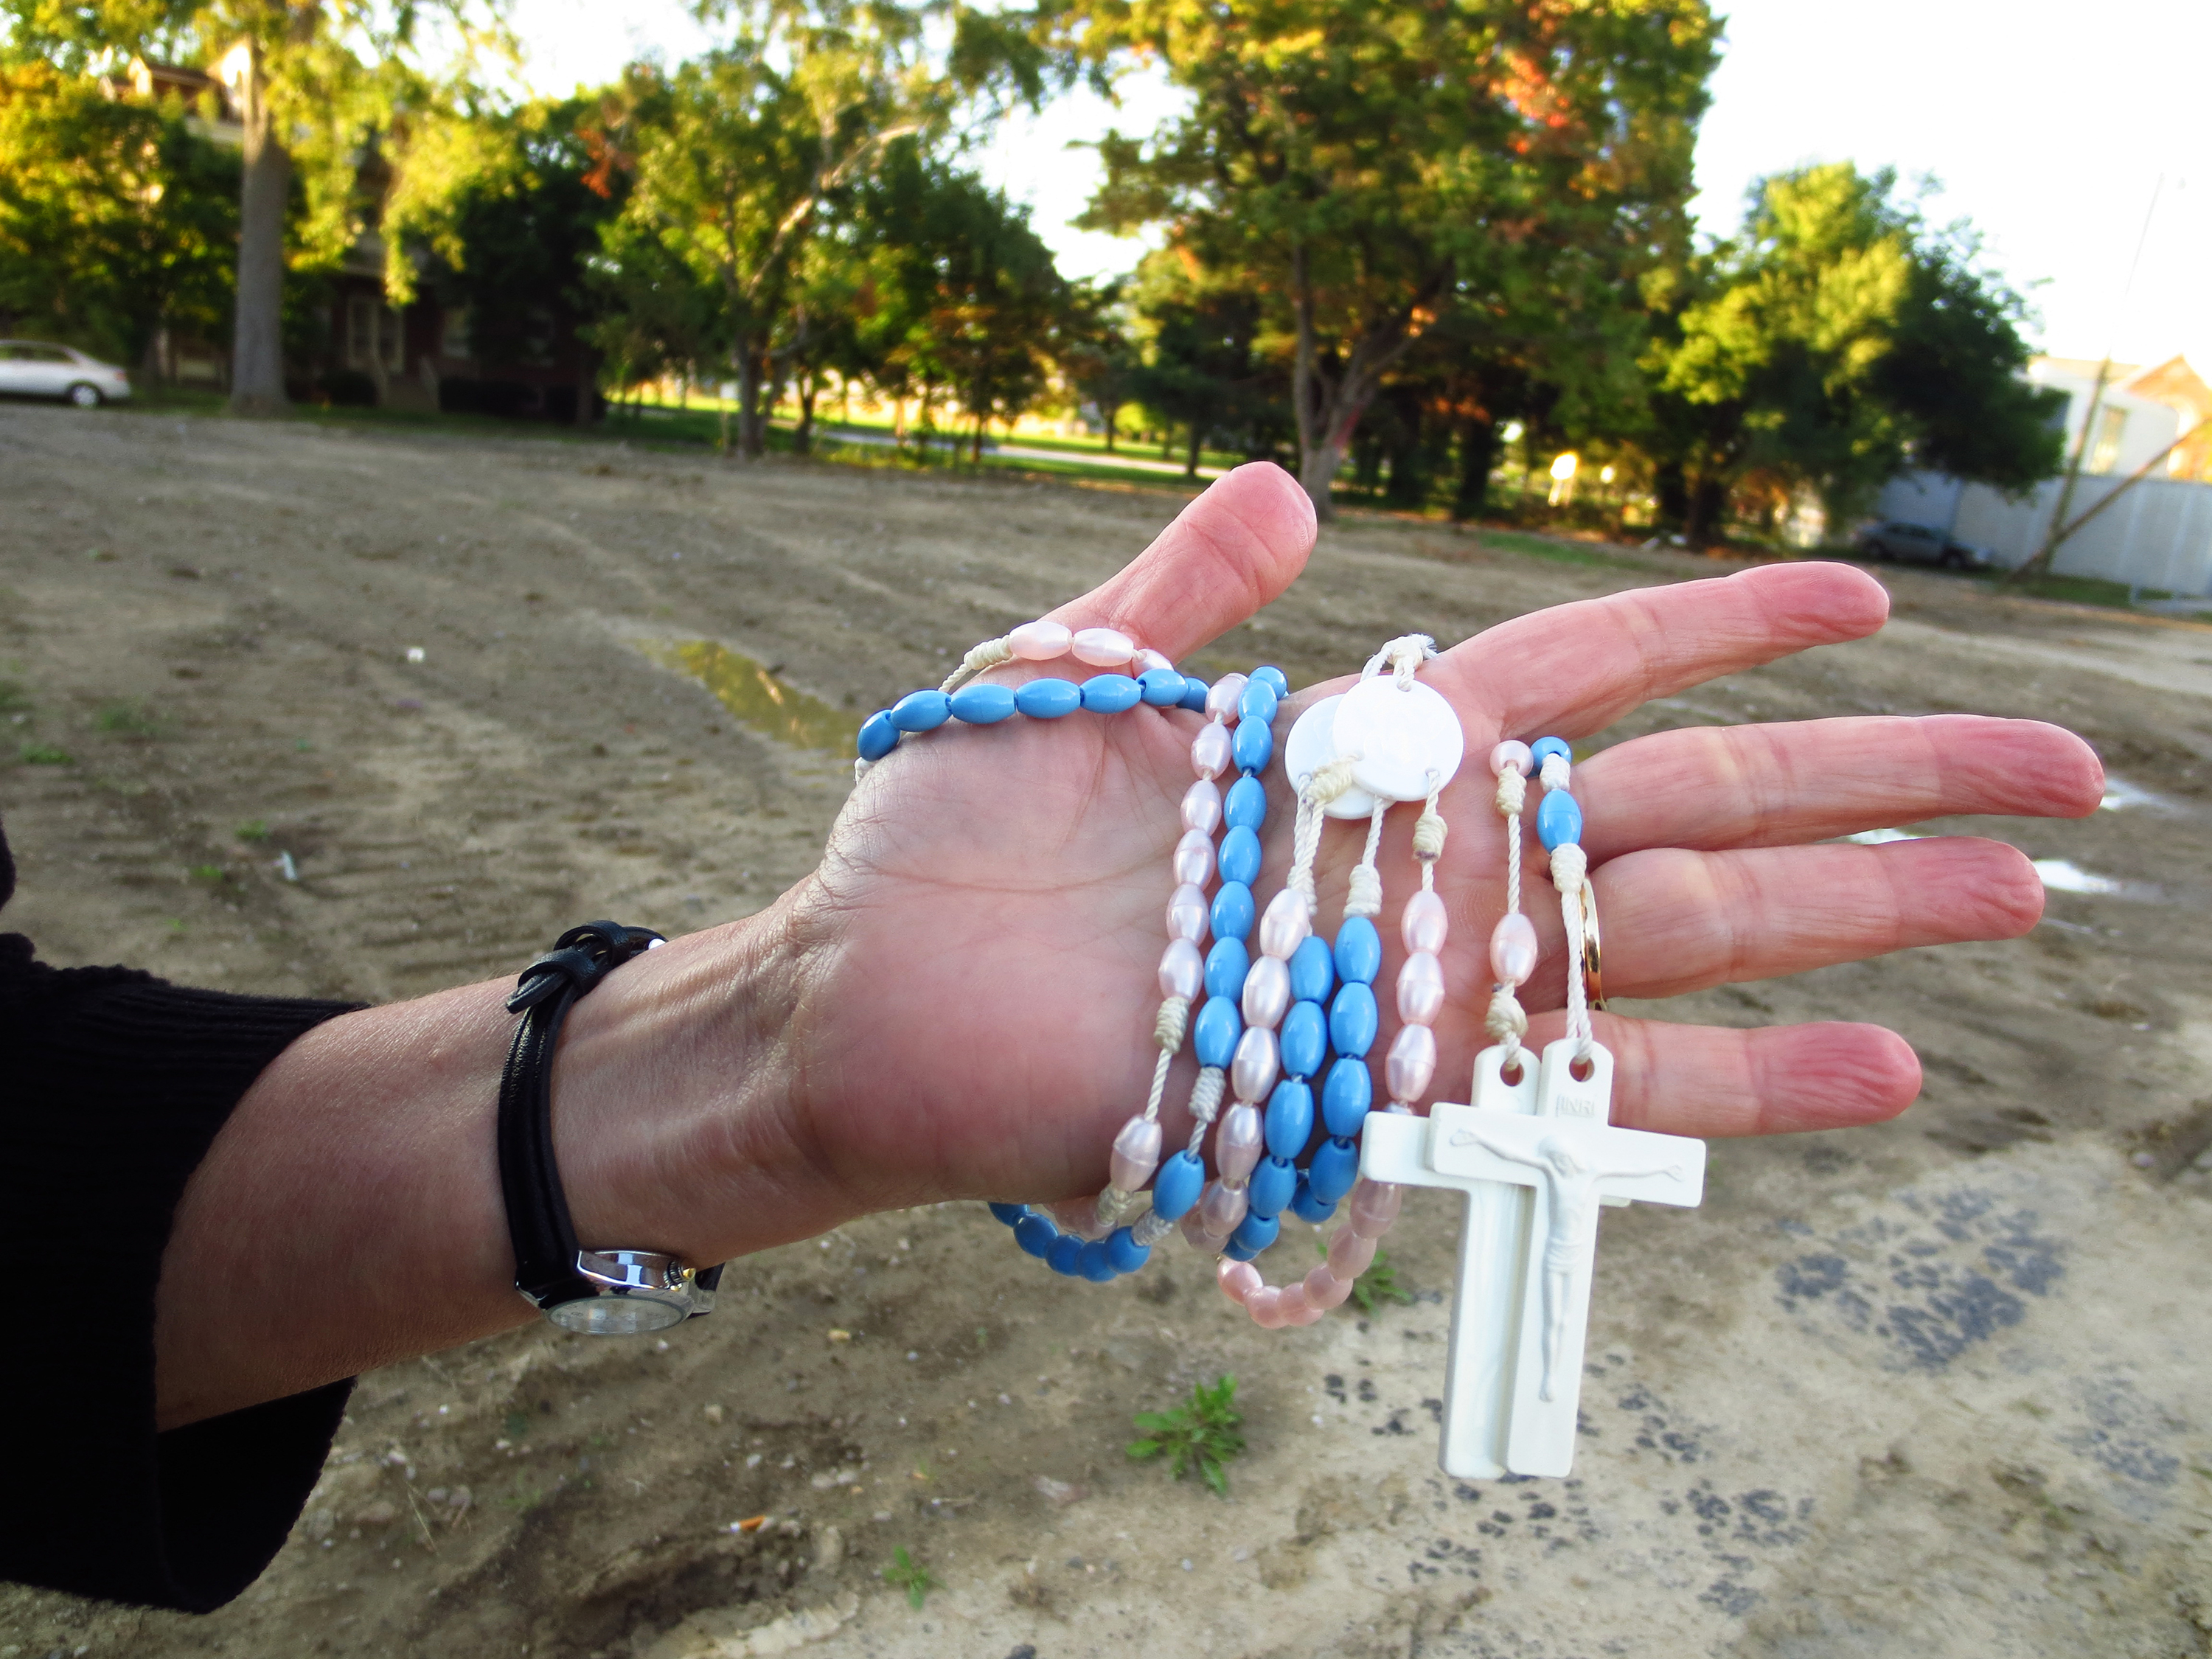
top-left (0, 824), bottom-right (365, 1612)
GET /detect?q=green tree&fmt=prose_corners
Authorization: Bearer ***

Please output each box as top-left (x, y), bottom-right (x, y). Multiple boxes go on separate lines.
top-left (0, 58), bottom-right (238, 368)
top-left (1068, 0), bottom-right (1717, 516)
top-left (1651, 163), bottom-right (2062, 539)
top-left (1126, 246), bottom-right (1271, 478)
top-left (1054, 276), bottom-right (1139, 451)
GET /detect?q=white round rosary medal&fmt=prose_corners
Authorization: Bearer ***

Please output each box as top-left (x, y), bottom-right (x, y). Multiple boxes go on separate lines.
top-left (1284, 695), bottom-right (1381, 820)
top-left (1331, 676), bottom-right (1464, 803)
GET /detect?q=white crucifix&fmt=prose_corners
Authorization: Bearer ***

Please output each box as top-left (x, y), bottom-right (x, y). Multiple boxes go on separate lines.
top-left (1360, 1037), bottom-right (1705, 1478)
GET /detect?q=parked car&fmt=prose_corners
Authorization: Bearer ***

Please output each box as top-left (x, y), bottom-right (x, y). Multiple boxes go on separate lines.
top-left (1856, 520), bottom-right (1987, 569)
top-left (0, 341), bottom-right (132, 407)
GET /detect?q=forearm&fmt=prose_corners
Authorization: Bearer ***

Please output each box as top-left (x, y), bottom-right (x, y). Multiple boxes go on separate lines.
top-left (152, 892), bottom-right (825, 1430)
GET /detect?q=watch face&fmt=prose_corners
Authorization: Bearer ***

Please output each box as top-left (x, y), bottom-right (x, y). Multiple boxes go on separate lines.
top-left (549, 1293), bottom-right (689, 1336)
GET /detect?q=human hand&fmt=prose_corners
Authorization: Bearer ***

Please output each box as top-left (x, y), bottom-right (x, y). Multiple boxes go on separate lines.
top-left (695, 462), bottom-right (2103, 1239)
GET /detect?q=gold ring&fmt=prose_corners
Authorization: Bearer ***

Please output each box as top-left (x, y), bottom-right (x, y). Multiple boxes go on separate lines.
top-left (1579, 878), bottom-right (1605, 1011)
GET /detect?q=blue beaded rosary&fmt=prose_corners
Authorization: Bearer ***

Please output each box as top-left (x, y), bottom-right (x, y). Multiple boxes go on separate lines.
top-left (855, 616), bottom-right (1593, 1328)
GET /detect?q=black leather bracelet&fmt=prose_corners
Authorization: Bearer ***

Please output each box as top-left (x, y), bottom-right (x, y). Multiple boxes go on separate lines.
top-left (498, 921), bottom-right (723, 1321)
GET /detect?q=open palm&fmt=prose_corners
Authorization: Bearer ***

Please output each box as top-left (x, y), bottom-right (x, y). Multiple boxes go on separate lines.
top-left (773, 464), bottom-right (2102, 1224)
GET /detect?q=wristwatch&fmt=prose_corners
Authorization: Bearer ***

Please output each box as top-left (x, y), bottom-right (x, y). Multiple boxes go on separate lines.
top-left (496, 921), bottom-right (723, 1333)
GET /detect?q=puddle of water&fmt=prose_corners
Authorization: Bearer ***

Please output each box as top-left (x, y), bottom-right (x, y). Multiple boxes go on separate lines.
top-left (2031, 858), bottom-right (2132, 896)
top-left (646, 640), bottom-right (858, 755)
top-left (2098, 775), bottom-right (2175, 813)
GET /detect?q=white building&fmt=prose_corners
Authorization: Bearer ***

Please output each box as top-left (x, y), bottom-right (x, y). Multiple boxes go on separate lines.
top-left (1875, 355), bottom-right (2212, 594)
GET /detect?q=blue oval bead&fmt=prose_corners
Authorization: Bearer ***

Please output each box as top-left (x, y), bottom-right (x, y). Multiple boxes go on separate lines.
top-left (987, 1202), bottom-right (1027, 1226)
top-left (1265, 1079), bottom-right (1315, 1159)
top-left (1232, 716), bottom-right (1273, 774)
top-left (1178, 675), bottom-right (1209, 712)
top-left (1288, 934), bottom-right (1335, 1004)
top-left (947, 683), bottom-right (1016, 724)
top-left (1537, 787), bottom-right (1583, 850)
top-left (1152, 1149), bottom-right (1206, 1220)
top-left (1332, 915), bottom-right (1382, 985)
top-left (1279, 1000), bottom-right (1327, 1080)
top-left (1309, 1135), bottom-right (1361, 1205)
top-left (1014, 1214), bottom-right (1057, 1257)
top-left (1080, 672), bottom-right (1142, 714)
top-left (1211, 880), bottom-right (1255, 942)
top-left (1047, 1233), bottom-right (1086, 1276)
top-left (1014, 678), bottom-right (1080, 719)
top-left (1204, 937), bottom-right (1251, 1001)
top-left (1329, 981), bottom-right (1379, 1057)
top-left (1237, 678), bottom-right (1279, 727)
top-left (1231, 1209), bottom-right (1281, 1256)
top-left (889, 688), bottom-right (950, 732)
top-left (1251, 665), bottom-right (1288, 699)
top-left (1079, 1239), bottom-right (1118, 1282)
top-left (1531, 735), bottom-right (1572, 767)
top-left (1249, 1155), bottom-right (1297, 1219)
top-left (1107, 1226), bottom-right (1150, 1273)
top-left (1138, 667), bottom-right (1187, 707)
top-left (1322, 1057), bottom-right (1374, 1137)
top-left (1219, 825), bottom-right (1262, 886)
top-left (858, 711), bottom-right (898, 762)
top-left (1222, 1236), bottom-right (1262, 1263)
top-left (1224, 773), bottom-right (1267, 830)
top-left (1192, 998), bottom-right (1242, 1068)
top-left (1290, 1174), bottom-right (1336, 1224)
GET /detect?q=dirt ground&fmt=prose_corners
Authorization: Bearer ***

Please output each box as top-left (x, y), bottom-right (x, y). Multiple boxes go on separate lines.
top-left (2, 405), bottom-right (2209, 1659)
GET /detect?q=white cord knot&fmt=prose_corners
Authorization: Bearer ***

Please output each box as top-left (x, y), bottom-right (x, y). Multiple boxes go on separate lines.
top-left (939, 636), bottom-right (1015, 694)
top-left (1095, 1186), bottom-right (1143, 1229)
top-left (1363, 633), bottom-right (1439, 686)
top-left (1411, 801), bottom-right (1447, 863)
top-left (1154, 995), bottom-right (1191, 1053)
top-left (1486, 983), bottom-right (1528, 1042)
top-left (1185, 1066), bottom-right (1227, 1152)
top-left (1301, 757), bottom-right (1362, 806)
top-left (1549, 841), bottom-right (1588, 894)
top-left (1494, 770), bottom-right (1526, 815)
top-left (852, 757), bottom-right (872, 785)
top-left (1345, 863), bottom-right (1384, 917)
top-left (1539, 751), bottom-right (1571, 792)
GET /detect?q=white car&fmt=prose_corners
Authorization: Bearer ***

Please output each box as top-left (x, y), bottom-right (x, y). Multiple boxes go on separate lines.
top-left (0, 341), bottom-right (132, 407)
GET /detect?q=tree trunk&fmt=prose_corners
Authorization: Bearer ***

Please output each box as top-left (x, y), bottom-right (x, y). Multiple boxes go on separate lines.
top-left (1683, 476), bottom-right (1728, 546)
top-left (793, 370), bottom-right (815, 454)
top-left (229, 40), bottom-right (290, 417)
top-left (736, 341), bottom-right (764, 457)
top-left (1100, 400), bottom-right (1118, 453)
top-left (1185, 421), bottom-right (1202, 479)
top-left (1453, 416), bottom-right (1497, 521)
top-left (573, 341), bottom-right (598, 428)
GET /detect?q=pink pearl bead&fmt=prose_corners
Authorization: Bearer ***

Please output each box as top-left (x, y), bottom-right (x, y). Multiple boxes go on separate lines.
top-left (1200, 1177), bottom-right (1248, 1235)
top-left (1158, 937), bottom-right (1204, 1001)
top-left (1166, 883), bottom-right (1210, 944)
top-left (1135, 647), bottom-right (1174, 675)
top-left (1276, 1283), bottom-right (1314, 1321)
top-left (1218, 1259), bottom-right (1262, 1304)
top-left (1397, 950), bottom-right (1445, 1026)
top-left (1008, 619), bottom-right (1071, 661)
top-left (1216, 1103), bottom-right (1265, 1180)
top-left (1173, 827), bottom-right (1215, 888)
top-left (1180, 778), bottom-right (1222, 835)
top-left (1258, 888), bottom-right (1312, 961)
top-left (1191, 720), bottom-right (1231, 779)
top-left (1347, 1178), bottom-right (1403, 1239)
top-left (1489, 739), bottom-right (1533, 778)
top-left (1247, 1286), bottom-right (1285, 1327)
top-left (1179, 1208), bottom-right (1227, 1254)
top-left (1110, 1114), bottom-right (1164, 1191)
top-left (1240, 953), bottom-right (1290, 1029)
top-left (1231, 1025), bottom-right (1279, 1104)
top-left (1204, 674), bottom-right (1248, 723)
top-left (1385, 1022), bottom-right (1437, 1103)
top-left (1489, 912), bottom-right (1539, 987)
top-left (1071, 626), bottom-right (1135, 667)
top-left (1327, 1226), bottom-right (1378, 1280)
top-left (1305, 1264), bottom-right (1353, 1309)
top-left (1285, 1295), bottom-right (1326, 1326)
top-left (1400, 889), bottom-right (1448, 956)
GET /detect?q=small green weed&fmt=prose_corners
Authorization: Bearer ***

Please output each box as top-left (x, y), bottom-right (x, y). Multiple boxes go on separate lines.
top-left (503, 1408), bottom-right (532, 1439)
top-left (95, 701), bottom-right (162, 737)
top-left (18, 742), bottom-right (70, 765)
top-left (188, 863), bottom-right (226, 883)
top-left (882, 1545), bottom-right (938, 1610)
top-left (495, 1481), bottom-right (545, 1514)
top-left (1349, 1247), bottom-right (1415, 1315)
top-left (235, 819), bottom-right (271, 842)
top-left (1128, 1375), bottom-right (1245, 1496)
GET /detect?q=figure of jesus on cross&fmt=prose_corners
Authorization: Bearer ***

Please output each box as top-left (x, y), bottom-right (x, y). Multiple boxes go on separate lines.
top-left (1361, 1038), bottom-right (1705, 1478)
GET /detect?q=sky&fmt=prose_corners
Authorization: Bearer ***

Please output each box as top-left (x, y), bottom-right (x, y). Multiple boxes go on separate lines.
top-left (509, 0), bottom-right (2210, 371)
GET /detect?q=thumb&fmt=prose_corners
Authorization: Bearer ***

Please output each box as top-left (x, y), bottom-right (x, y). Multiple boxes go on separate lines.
top-left (1043, 462), bottom-right (1316, 663)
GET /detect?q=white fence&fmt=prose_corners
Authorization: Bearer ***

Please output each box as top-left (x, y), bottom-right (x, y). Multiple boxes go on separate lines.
top-left (1875, 470), bottom-right (2212, 594)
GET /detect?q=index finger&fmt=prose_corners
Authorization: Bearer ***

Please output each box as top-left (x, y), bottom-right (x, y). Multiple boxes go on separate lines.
top-left (1439, 562), bottom-right (1891, 738)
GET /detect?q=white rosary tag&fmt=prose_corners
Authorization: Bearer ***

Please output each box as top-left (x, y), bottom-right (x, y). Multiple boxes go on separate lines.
top-left (1329, 675), bottom-right (1464, 804)
top-left (1284, 694), bottom-right (1380, 819)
